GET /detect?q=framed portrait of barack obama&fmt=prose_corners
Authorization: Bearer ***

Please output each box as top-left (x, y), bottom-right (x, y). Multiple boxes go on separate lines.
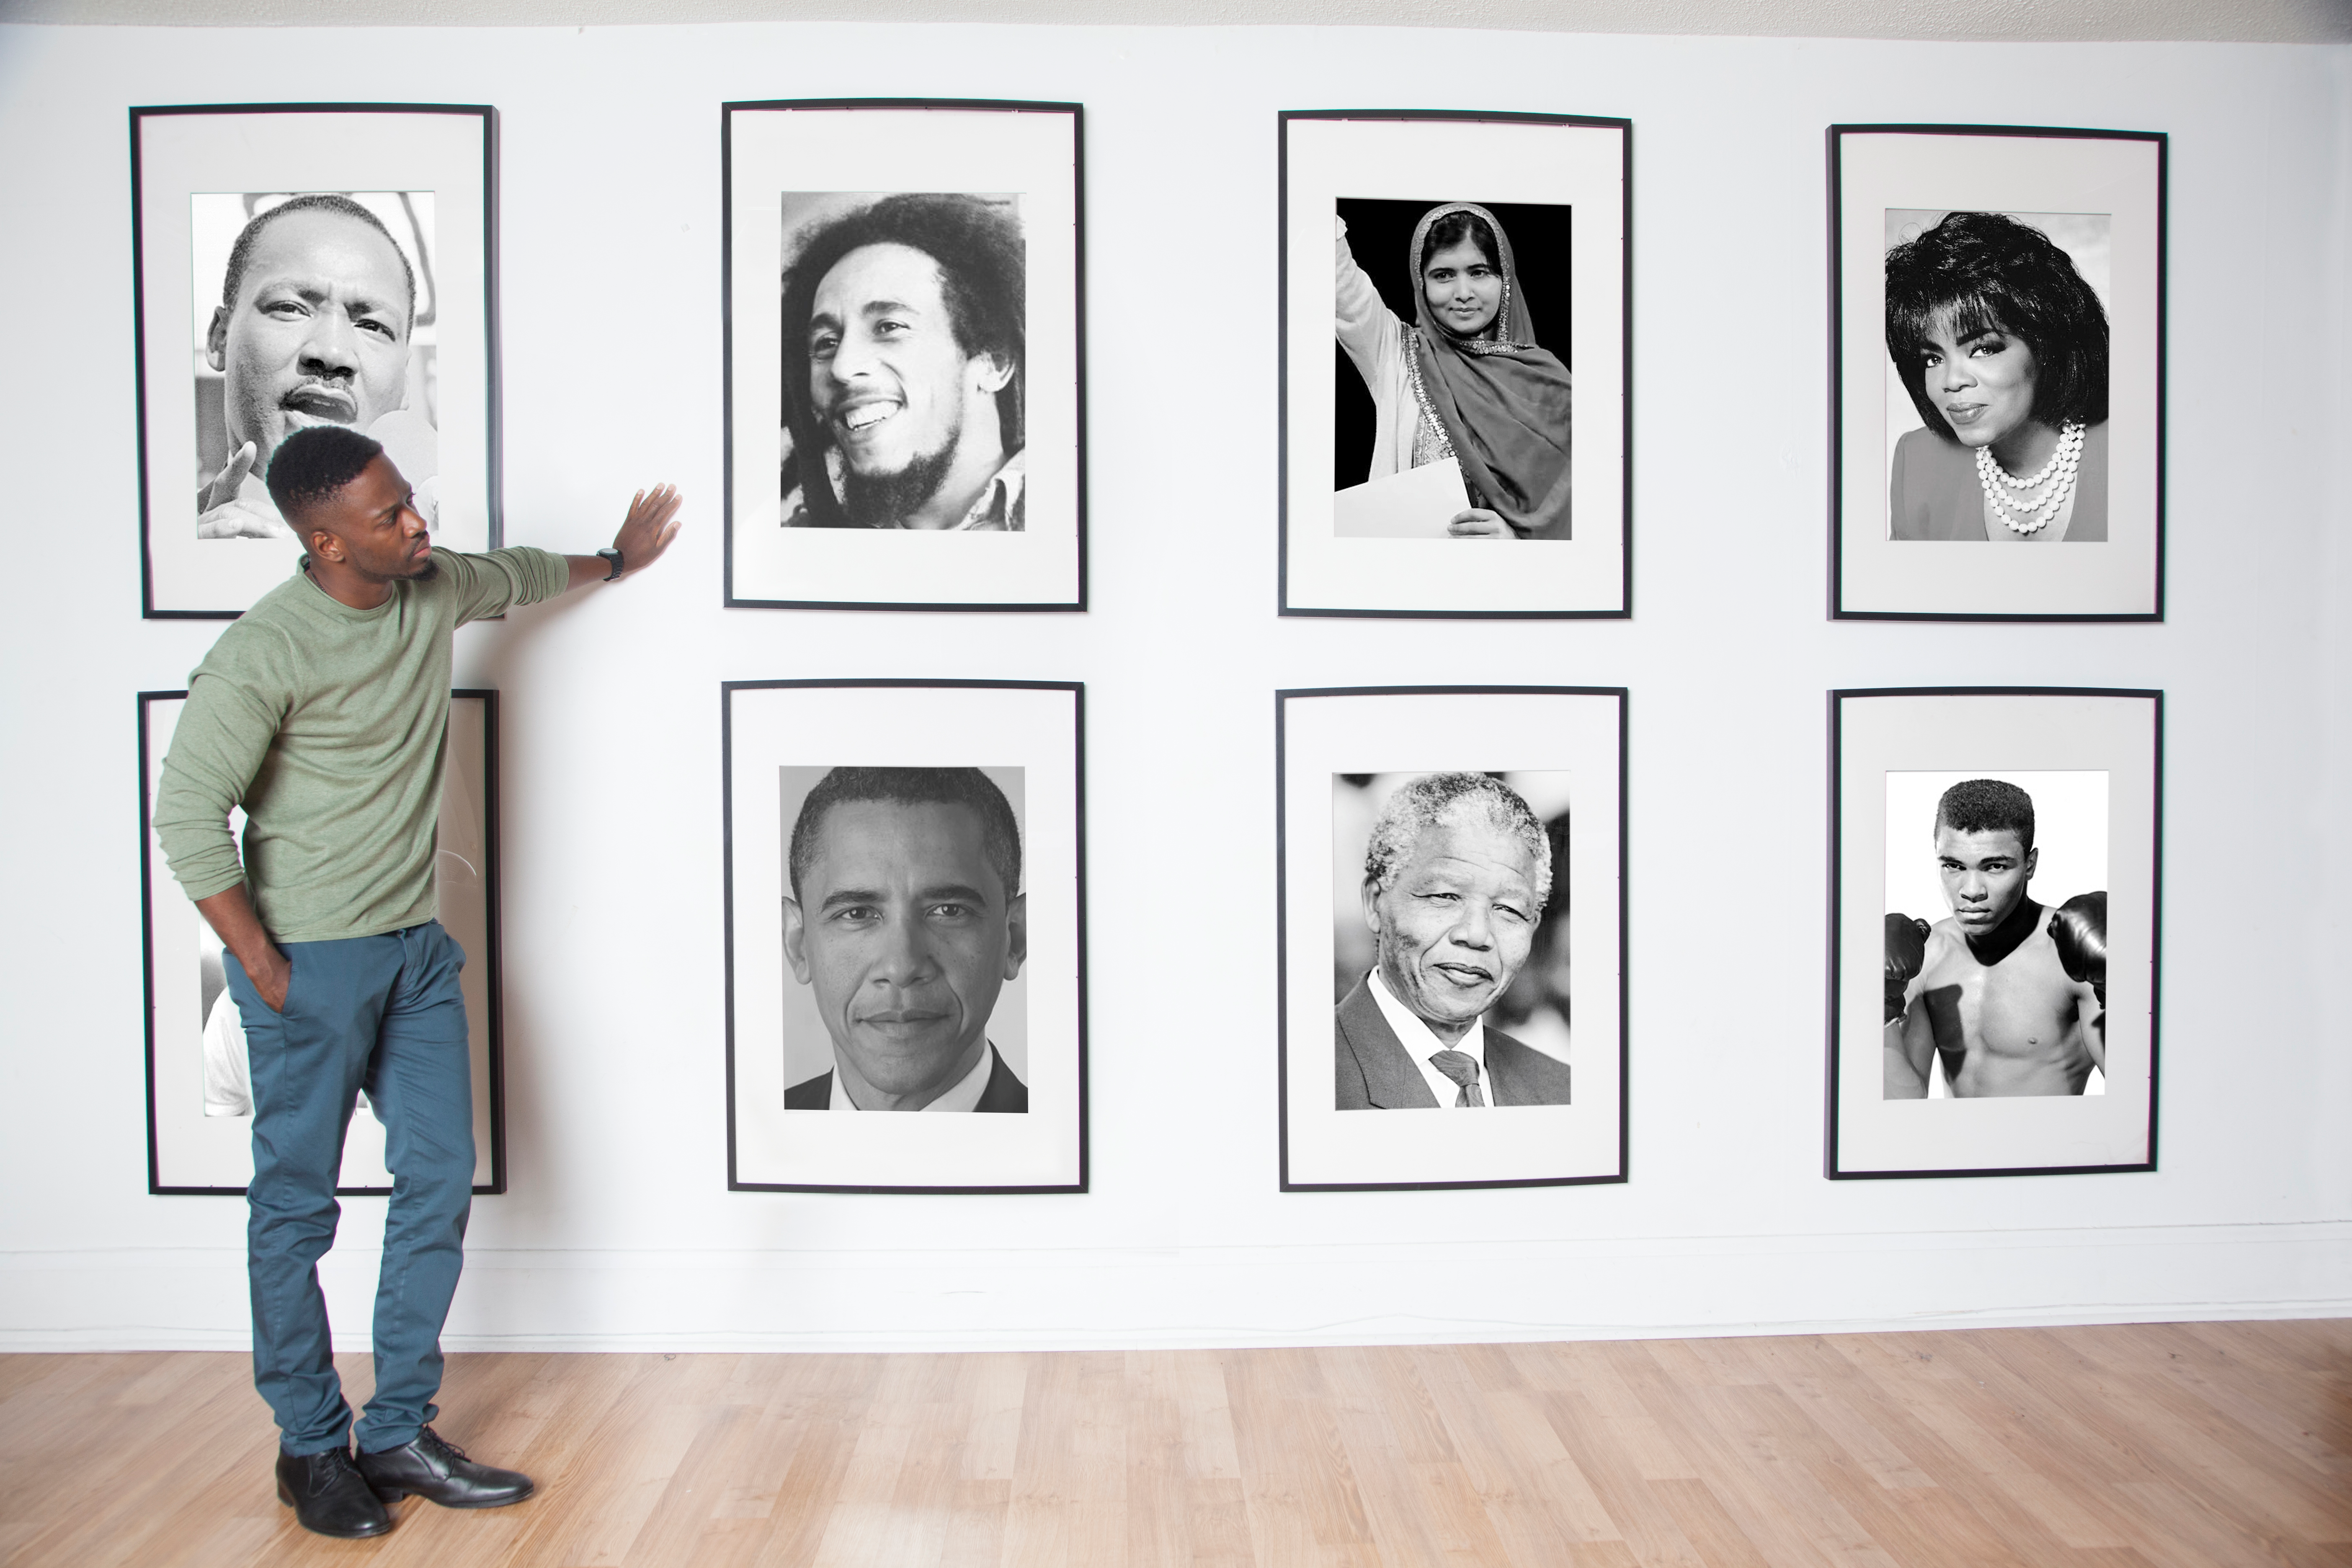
top-left (722, 101), bottom-right (1085, 611)
top-left (722, 681), bottom-right (1086, 1193)
top-left (1280, 111), bottom-right (1629, 618)
top-left (131, 104), bottom-right (500, 619)
top-left (1830, 688), bottom-right (2161, 1179)
top-left (1830, 125), bottom-right (2166, 619)
top-left (139, 689), bottom-right (506, 1194)
top-left (1277, 687), bottom-right (1626, 1191)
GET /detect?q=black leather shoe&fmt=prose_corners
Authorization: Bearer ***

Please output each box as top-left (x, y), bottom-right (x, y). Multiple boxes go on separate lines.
top-left (276, 1446), bottom-right (395, 1538)
top-left (357, 1426), bottom-right (535, 1509)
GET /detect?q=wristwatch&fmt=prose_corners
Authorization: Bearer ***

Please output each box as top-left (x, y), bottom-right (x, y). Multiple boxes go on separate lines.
top-left (595, 547), bottom-right (624, 582)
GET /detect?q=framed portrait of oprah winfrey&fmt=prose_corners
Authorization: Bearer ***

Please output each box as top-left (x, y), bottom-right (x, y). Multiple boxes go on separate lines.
top-left (1829, 687), bottom-right (2161, 1179)
top-left (131, 104), bottom-right (500, 619)
top-left (1280, 112), bottom-right (1630, 618)
top-left (1277, 687), bottom-right (1626, 1191)
top-left (722, 680), bottom-right (1087, 1193)
top-left (722, 101), bottom-right (1086, 611)
top-left (1831, 126), bottom-right (2166, 620)
top-left (139, 690), bottom-right (506, 1194)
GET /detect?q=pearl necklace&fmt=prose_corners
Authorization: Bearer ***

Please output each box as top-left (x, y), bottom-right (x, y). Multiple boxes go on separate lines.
top-left (1975, 421), bottom-right (2085, 537)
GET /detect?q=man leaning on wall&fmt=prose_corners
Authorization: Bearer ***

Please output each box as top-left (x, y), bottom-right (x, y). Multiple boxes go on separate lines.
top-left (154, 423), bottom-right (682, 1540)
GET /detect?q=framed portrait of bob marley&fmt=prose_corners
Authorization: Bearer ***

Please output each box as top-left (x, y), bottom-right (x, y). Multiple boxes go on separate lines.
top-left (722, 100), bottom-right (1086, 611)
top-left (131, 103), bottom-right (501, 618)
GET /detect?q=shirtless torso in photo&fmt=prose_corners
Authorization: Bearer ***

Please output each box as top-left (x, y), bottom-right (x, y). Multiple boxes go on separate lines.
top-left (1891, 896), bottom-right (2103, 1096)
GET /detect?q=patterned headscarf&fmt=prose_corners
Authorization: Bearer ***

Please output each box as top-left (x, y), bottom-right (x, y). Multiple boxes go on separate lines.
top-left (1405, 203), bottom-right (1575, 539)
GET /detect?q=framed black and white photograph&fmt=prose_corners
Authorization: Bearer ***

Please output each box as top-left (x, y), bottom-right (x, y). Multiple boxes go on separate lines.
top-left (722, 100), bottom-right (1085, 611)
top-left (139, 689), bottom-right (505, 1194)
top-left (131, 103), bottom-right (500, 619)
top-left (1829, 687), bottom-right (2161, 1179)
top-left (1830, 125), bottom-right (2166, 619)
top-left (1277, 687), bottom-right (1625, 1190)
top-left (1279, 111), bottom-right (1629, 618)
top-left (722, 680), bottom-right (1086, 1192)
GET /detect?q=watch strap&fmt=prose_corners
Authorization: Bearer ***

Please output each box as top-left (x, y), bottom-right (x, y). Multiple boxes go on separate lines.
top-left (596, 547), bottom-right (624, 582)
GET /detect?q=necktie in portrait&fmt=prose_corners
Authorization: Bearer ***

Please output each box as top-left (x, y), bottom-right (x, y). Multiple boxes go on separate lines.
top-left (1429, 1051), bottom-right (1485, 1106)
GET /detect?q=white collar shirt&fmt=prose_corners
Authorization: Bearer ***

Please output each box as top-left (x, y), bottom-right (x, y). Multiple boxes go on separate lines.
top-left (1367, 969), bottom-right (1490, 1109)
top-left (829, 1040), bottom-right (998, 1112)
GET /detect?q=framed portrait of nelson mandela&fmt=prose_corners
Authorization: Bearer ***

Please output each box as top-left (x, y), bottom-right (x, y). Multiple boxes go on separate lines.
top-left (139, 690), bottom-right (505, 1194)
top-left (131, 103), bottom-right (501, 619)
top-left (1830, 125), bottom-right (2166, 620)
top-left (1277, 686), bottom-right (1626, 1191)
top-left (722, 100), bottom-right (1086, 611)
top-left (722, 680), bottom-right (1088, 1193)
top-left (1829, 686), bottom-right (2161, 1179)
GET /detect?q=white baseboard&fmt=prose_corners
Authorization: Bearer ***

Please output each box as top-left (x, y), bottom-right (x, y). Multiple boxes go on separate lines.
top-left (4, 1221), bottom-right (2346, 1354)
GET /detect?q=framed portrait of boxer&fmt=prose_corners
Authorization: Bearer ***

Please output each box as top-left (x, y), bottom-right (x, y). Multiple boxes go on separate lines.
top-left (131, 104), bottom-right (500, 618)
top-left (722, 100), bottom-right (1086, 611)
top-left (722, 679), bottom-right (1087, 1193)
top-left (139, 690), bottom-right (505, 1194)
top-left (1277, 686), bottom-right (1626, 1191)
top-left (1829, 687), bottom-right (2161, 1179)
top-left (1830, 125), bottom-right (2166, 620)
top-left (1279, 111), bottom-right (1630, 618)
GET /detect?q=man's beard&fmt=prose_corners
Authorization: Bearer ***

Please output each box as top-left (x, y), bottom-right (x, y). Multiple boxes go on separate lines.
top-left (402, 555), bottom-right (439, 582)
top-left (838, 438), bottom-right (959, 529)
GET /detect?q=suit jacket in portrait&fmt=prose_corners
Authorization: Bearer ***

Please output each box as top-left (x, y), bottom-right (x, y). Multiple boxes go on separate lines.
top-left (1333, 975), bottom-right (1570, 1109)
top-left (785, 1042), bottom-right (1029, 1112)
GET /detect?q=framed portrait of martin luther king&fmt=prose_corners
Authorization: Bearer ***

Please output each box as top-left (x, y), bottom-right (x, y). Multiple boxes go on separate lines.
top-left (1278, 687), bottom-right (1626, 1191)
top-left (1280, 111), bottom-right (1629, 618)
top-left (131, 104), bottom-right (500, 619)
top-left (1831, 125), bottom-right (2166, 620)
top-left (1830, 688), bottom-right (2161, 1179)
top-left (139, 690), bottom-right (506, 1194)
top-left (722, 101), bottom-right (1085, 611)
top-left (723, 680), bottom-right (1086, 1193)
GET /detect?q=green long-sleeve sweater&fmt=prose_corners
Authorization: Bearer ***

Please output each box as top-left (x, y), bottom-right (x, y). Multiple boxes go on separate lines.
top-left (156, 547), bottom-right (567, 943)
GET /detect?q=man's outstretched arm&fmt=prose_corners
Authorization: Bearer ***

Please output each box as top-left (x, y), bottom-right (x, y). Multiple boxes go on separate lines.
top-left (559, 484), bottom-right (685, 591)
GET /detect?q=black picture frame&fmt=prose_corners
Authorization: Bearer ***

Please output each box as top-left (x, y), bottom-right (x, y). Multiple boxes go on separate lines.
top-left (720, 99), bottom-right (1088, 612)
top-left (130, 102), bottom-right (502, 620)
top-left (721, 678), bottom-right (1088, 1194)
top-left (1826, 686), bottom-right (2162, 1179)
top-left (1827, 123), bottom-right (2167, 622)
top-left (1277, 109), bottom-right (1632, 619)
top-left (139, 689), bottom-right (506, 1197)
top-left (1276, 685), bottom-right (1629, 1191)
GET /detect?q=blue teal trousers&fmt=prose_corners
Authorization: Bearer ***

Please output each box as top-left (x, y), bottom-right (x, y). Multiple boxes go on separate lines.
top-left (224, 921), bottom-right (473, 1456)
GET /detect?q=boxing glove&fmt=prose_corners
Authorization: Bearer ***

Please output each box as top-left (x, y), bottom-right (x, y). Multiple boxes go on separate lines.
top-left (1884, 913), bottom-right (1929, 1023)
top-left (2048, 892), bottom-right (2107, 1007)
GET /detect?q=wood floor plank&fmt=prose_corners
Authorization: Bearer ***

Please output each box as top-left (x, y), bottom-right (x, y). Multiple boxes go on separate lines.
top-left (2, 1320), bottom-right (2344, 1568)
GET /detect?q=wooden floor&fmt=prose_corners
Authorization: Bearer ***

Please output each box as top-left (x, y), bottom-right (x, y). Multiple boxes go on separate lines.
top-left (1, 1320), bottom-right (2345, 1567)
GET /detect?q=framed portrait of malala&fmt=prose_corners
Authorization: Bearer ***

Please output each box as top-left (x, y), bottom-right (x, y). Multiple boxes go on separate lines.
top-left (1279, 111), bottom-right (1630, 618)
top-left (1830, 125), bottom-right (2166, 620)
top-left (130, 104), bottom-right (500, 619)
top-left (721, 100), bottom-right (1086, 611)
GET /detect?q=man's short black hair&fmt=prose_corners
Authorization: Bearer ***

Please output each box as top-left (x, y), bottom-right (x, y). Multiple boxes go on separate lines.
top-left (1885, 211), bottom-right (2109, 440)
top-left (266, 424), bottom-right (384, 523)
top-left (789, 767), bottom-right (1022, 903)
top-left (779, 194), bottom-right (1025, 526)
top-left (1935, 778), bottom-right (2036, 854)
top-left (221, 193), bottom-right (417, 331)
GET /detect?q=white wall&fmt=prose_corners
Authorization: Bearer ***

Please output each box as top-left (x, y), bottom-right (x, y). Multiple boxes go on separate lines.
top-left (1, 21), bottom-right (2346, 1354)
